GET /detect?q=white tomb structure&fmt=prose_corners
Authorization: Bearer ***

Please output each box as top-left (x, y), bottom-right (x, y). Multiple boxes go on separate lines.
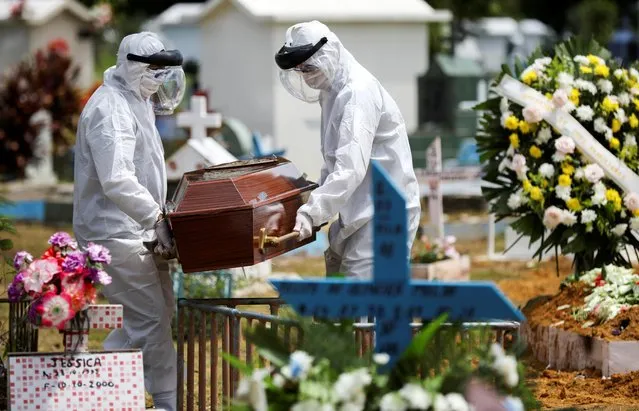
top-left (0, 0), bottom-right (97, 88)
top-left (142, 2), bottom-right (204, 63)
top-left (196, 0), bottom-right (451, 181)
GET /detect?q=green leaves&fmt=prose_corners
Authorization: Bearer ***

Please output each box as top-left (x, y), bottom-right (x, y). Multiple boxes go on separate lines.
top-left (0, 239), bottom-right (13, 252)
top-left (221, 352), bottom-right (254, 376)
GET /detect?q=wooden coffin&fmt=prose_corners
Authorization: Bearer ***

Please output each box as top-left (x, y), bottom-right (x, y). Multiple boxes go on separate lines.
top-left (167, 157), bottom-right (318, 273)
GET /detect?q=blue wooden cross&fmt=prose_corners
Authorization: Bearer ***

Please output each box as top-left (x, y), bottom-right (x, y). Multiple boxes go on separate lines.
top-left (269, 161), bottom-right (525, 370)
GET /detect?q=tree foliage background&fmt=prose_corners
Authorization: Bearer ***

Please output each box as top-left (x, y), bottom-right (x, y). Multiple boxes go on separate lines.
top-left (427, 0), bottom-right (635, 55)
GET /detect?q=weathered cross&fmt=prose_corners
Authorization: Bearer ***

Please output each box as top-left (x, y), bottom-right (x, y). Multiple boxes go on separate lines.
top-left (176, 95), bottom-right (222, 140)
top-left (426, 136), bottom-right (444, 239)
top-left (270, 160), bottom-right (524, 370)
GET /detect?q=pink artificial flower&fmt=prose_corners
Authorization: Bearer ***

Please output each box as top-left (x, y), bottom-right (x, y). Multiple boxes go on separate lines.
top-left (97, 270), bottom-right (112, 285)
top-left (61, 274), bottom-right (84, 295)
top-left (23, 258), bottom-right (60, 293)
top-left (38, 293), bottom-right (75, 330)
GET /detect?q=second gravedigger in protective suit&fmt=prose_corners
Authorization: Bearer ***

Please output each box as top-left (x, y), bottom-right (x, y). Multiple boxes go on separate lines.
top-left (72, 32), bottom-right (185, 411)
top-left (275, 21), bottom-right (421, 279)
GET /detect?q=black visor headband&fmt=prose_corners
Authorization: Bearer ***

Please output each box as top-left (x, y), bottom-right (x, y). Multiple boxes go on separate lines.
top-left (275, 37), bottom-right (328, 70)
top-left (127, 49), bottom-right (183, 67)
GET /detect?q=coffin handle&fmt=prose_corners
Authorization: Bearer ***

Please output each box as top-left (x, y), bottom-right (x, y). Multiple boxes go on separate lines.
top-left (257, 228), bottom-right (300, 254)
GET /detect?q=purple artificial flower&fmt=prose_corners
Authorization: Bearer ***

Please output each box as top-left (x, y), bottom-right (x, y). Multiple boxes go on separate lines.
top-left (7, 273), bottom-right (25, 303)
top-left (86, 267), bottom-right (99, 282)
top-left (13, 251), bottom-right (33, 271)
top-left (48, 232), bottom-right (77, 249)
top-left (61, 251), bottom-right (86, 273)
top-left (97, 270), bottom-right (112, 285)
top-left (85, 243), bottom-right (111, 264)
top-left (27, 301), bottom-right (41, 324)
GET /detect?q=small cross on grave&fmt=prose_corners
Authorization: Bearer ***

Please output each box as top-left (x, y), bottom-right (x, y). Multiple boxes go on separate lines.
top-left (176, 95), bottom-right (222, 140)
top-left (426, 137), bottom-right (445, 239)
top-left (62, 304), bottom-right (123, 352)
top-left (270, 161), bottom-right (525, 370)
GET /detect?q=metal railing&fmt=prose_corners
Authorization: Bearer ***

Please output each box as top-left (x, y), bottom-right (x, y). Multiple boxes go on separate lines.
top-left (176, 298), bottom-right (520, 411)
top-left (3, 299), bottom-right (39, 353)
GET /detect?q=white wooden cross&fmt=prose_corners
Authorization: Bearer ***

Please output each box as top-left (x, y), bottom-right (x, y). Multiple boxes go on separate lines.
top-left (176, 95), bottom-right (222, 140)
top-left (425, 137), bottom-right (445, 239)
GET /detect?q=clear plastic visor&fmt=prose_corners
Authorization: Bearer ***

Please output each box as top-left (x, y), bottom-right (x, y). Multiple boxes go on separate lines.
top-left (279, 64), bottom-right (329, 103)
top-left (149, 66), bottom-right (186, 115)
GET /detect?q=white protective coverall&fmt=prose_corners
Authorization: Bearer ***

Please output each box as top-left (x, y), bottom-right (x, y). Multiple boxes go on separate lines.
top-left (72, 32), bottom-right (176, 410)
top-left (280, 21), bottom-right (422, 279)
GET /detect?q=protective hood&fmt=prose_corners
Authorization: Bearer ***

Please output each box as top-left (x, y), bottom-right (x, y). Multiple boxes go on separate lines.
top-left (104, 32), bottom-right (165, 99)
top-left (276, 21), bottom-right (354, 102)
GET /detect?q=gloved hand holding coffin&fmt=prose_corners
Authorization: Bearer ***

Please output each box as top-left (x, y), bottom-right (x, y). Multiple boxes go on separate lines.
top-left (165, 157), bottom-right (320, 273)
top-left (143, 209), bottom-right (177, 260)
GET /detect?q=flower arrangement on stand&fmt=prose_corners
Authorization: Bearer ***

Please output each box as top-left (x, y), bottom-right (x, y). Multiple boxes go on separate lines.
top-left (225, 315), bottom-right (538, 410)
top-left (475, 37), bottom-right (639, 275)
top-left (410, 236), bottom-right (470, 281)
top-left (8, 232), bottom-right (112, 332)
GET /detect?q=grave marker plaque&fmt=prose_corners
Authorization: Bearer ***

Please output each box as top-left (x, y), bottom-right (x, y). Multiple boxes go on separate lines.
top-left (8, 350), bottom-right (145, 411)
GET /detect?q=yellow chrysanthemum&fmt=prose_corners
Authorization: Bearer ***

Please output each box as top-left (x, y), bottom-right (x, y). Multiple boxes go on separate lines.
top-left (606, 189), bottom-right (622, 211)
top-left (610, 137), bottom-right (620, 150)
top-left (630, 114), bottom-right (639, 129)
top-left (569, 89), bottom-right (580, 105)
top-left (523, 180), bottom-right (532, 193)
top-left (580, 66), bottom-right (593, 74)
top-left (509, 133), bottom-right (520, 149)
top-left (587, 54), bottom-right (600, 65)
top-left (634, 99), bottom-right (639, 110)
top-left (558, 174), bottom-right (572, 187)
top-left (602, 96), bottom-right (619, 113)
top-left (594, 64), bottom-right (610, 77)
top-left (634, 209), bottom-right (639, 217)
top-left (566, 198), bottom-right (582, 212)
top-left (519, 120), bottom-right (532, 134)
top-left (529, 187), bottom-right (543, 202)
top-left (562, 164), bottom-right (575, 175)
top-left (529, 145), bottom-right (542, 159)
top-left (522, 70), bottom-right (537, 85)
top-left (504, 115), bottom-right (519, 130)
top-left (612, 118), bottom-right (622, 133)
top-left (545, 92), bottom-right (553, 100)
top-left (540, 179), bottom-right (549, 188)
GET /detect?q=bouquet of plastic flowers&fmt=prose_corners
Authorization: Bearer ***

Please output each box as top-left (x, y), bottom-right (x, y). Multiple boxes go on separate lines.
top-left (476, 37), bottom-right (639, 275)
top-left (410, 235), bottom-right (460, 264)
top-left (8, 232), bottom-right (112, 330)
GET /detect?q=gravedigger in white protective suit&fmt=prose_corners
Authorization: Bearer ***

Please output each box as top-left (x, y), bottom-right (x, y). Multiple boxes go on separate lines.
top-left (275, 21), bottom-right (421, 279)
top-left (72, 32), bottom-right (186, 411)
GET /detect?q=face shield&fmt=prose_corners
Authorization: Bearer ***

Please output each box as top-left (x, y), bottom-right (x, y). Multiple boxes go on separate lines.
top-left (275, 37), bottom-right (333, 103)
top-left (127, 49), bottom-right (186, 115)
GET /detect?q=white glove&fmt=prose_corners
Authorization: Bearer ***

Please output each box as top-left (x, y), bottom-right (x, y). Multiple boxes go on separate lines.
top-left (293, 213), bottom-right (313, 241)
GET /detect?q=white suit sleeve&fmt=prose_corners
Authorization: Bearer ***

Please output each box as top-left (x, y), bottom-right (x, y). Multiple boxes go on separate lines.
top-left (86, 105), bottom-right (161, 230)
top-left (318, 162), bottom-right (329, 185)
top-left (298, 92), bottom-right (381, 226)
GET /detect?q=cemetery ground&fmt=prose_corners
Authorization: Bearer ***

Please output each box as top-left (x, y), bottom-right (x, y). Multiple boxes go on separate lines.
top-left (3, 223), bottom-right (639, 410)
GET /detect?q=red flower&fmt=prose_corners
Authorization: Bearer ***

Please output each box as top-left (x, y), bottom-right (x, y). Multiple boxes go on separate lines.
top-left (10, 0), bottom-right (24, 18)
top-left (47, 38), bottom-right (69, 56)
top-left (594, 274), bottom-right (606, 287)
